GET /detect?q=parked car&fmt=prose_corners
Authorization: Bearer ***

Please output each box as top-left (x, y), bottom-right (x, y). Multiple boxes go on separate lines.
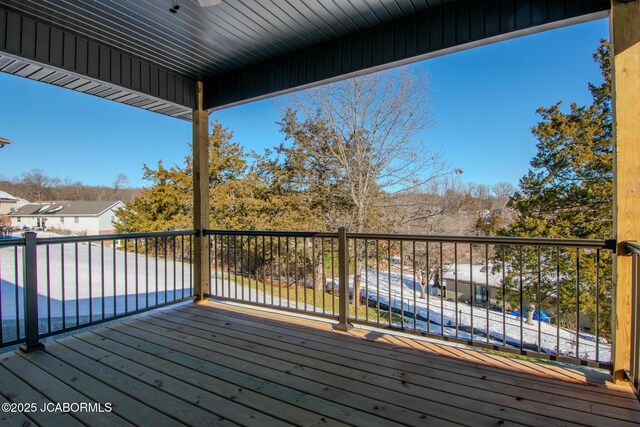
top-left (510, 307), bottom-right (551, 323)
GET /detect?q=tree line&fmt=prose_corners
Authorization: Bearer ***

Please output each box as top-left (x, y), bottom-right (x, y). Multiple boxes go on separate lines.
top-left (0, 170), bottom-right (138, 203)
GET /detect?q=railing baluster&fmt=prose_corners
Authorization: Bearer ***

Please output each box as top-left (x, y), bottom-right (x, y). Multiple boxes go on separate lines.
top-left (556, 247), bottom-right (561, 357)
top-left (485, 244), bottom-right (489, 344)
top-left (145, 237), bottom-right (149, 309)
top-left (596, 249), bottom-right (600, 362)
top-left (388, 240), bottom-right (392, 328)
top-left (303, 236), bottom-right (307, 311)
top-left (113, 240), bottom-right (117, 316)
top-left (255, 236), bottom-right (259, 304)
top-left (376, 240), bottom-right (380, 325)
top-left (75, 242), bottom-right (79, 326)
top-left (173, 236), bottom-right (177, 302)
top-left (278, 236), bottom-right (282, 308)
top-left (537, 246), bottom-right (541, 354)
top-left (519, 246), bottom-right (523, 353)
top-left (270, 236), bottom-right (274, 306)
top-left (411, 241), bottom-right (415, 332)
top-left (262, 236), bottom-right (266, 305)
top-left (576, 248), bottom-right (580, 359)
top-left (124, 239), bottom-right (128, 313)
top-left (286, 236), bottom-right (290, 308)
top-left (62, 243), bottom-right (67, 328)
top-left (14, 246), bottom-right (20, 340)
top-left (399, 241), bottom-right (404, 329)
top-left (154, 237), bottom-right (158, 306)
top-left (427, 242), bottom-right (431, 335)
top-left (331, 237), bottom-right (335, 316)
top-left (240, 235), bottom-right (245, 301)
top-left (366, 240), bottom-right (370, 324)
top-left (47, 245), bottom-right (52, 333)
top-left (501, 245), bottom-right (506, 348)
top-left (439, 242), bottom-right (443, 335)
top-left (135, 239), bottom-right (139, 311)
top-left (453, 242), bottom-right (457, 339)
top-left (311, 237), bottom-right (316, 313)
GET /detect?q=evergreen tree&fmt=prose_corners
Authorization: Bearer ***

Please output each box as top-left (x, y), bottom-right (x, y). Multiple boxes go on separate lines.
top-left (498, 41), bottom-right (612, 342)
top-left (507, 40), bottom-right (612, 239)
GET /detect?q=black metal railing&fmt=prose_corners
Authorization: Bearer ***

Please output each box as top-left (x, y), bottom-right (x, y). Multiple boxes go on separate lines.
top-left (0, 230), bottom-right (196, 351)
top-left (0, 227), bottom-right (623, 372)
top-left (205, 228), bottom-right (615, 369)
top-left (0, 236), bottom-right (26, 348)
top-left (628, 241), bottom-right (640, 395)
top-left (204, 230), bottom-right (339, 319)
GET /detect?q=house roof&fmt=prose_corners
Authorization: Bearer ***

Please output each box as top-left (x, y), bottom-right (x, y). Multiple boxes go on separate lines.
top-left (12, 201), bottom-right (123, 217)
top-left (443, 263), bottom-right (503, 289)
top-left (0, 190), bottom-right (18, 201)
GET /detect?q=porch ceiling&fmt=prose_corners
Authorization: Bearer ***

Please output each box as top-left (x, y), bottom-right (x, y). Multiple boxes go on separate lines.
top-left (0, 0), bottom-right (610, 119)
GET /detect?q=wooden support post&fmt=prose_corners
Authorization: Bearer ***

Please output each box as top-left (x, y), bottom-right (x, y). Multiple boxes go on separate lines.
top-left (193, 81), bottom-right (209, 301)
top-left (611, 0), bottom-right (640, 382)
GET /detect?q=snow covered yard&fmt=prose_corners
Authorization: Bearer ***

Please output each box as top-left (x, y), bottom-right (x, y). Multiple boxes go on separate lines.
top-left (0, 242), bottom-right (193, 342)
top-left (347, 268), bottom-right (610, 362)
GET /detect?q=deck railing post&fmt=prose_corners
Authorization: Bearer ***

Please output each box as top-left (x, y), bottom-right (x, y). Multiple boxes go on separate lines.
top-left (334, 227), bottom-right (353, 331)
top-left (20, 231), bottom-right (44, 352)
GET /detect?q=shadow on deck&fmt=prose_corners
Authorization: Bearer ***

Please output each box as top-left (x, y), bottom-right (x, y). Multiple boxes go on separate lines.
top-left (1, 301), bottom-right (639, 426)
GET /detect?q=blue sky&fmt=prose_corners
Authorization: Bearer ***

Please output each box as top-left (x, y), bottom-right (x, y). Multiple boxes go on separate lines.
top-left (0, 18), bottom-right (608, 189)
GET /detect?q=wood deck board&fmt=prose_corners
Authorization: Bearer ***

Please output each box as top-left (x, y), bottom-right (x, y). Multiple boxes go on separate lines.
top-left (139, 313), bottom-right (551, 426)
top-left (0, 363), bottom-right (83, 427)
top-left (0, 301), bottom-right (637, 427)
top-left (165, 306), bottom-right (640, 423)
top-left (190, 303), bottom-right (637, 401)
top-left (201, 303), bottom-right (632, 395)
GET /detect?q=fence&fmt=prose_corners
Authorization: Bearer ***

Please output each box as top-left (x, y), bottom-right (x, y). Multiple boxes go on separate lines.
top-left (204, 229), bottom-right (339, 319)
top-left (206, 227), bottom-right (615, 370)
top-left (0, 230), bottom-right (195, 351)
top-left (0, 227), bottom-right (619, 371)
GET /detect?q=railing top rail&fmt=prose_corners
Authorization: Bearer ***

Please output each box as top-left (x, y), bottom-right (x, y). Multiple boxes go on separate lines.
top-left (0, 237), bottom-right (25, 247)
top-left (626, 241), bottom-right (640, 255)
top-left (36, 229), bottom-right (197, 245)
top-left (204, 229), bottom-right (338, 238)
top-left (346, 232), bottom-right (615, 249)
top-left (202, 228), bottom-right (614, 249)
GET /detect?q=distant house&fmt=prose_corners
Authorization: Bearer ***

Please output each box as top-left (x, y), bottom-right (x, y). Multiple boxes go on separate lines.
top-left (0, 190), bottom-right (29, 215)
top-left (441, 263), bottom-right (503, 307)
top-left (10, 201), bottom-right (124, 235)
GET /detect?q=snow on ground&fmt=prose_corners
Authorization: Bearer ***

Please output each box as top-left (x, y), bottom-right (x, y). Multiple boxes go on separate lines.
top-left (346, 268), bottom-right (610, 362)
top-left (209, 267), bottom-right (610, 362)
top-left (0, 242), bottom-right (193, 341)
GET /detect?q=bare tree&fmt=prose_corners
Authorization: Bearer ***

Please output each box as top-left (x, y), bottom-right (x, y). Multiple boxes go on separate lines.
top-left (285, 67), bottom-right (455, 233)
top-left (112, 173), bottom-right (130, 192)
top-left (282, 67), bottom-right (458, 301)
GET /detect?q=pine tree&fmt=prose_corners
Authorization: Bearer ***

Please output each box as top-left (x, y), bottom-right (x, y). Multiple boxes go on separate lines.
top-left (498, 41), bottom-right (612, 341)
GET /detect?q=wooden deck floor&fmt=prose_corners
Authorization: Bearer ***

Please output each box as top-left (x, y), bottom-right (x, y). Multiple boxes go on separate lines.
top-left (1, 301), bottom-right (639, 427)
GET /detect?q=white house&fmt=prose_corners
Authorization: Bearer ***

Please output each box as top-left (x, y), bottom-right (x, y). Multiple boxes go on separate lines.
top-left (441, 263), bottom-right (503, 306)
top-left (11, 201), bottom-right (124, 235)
top-left (0, 190), bottom-right (29, 215)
